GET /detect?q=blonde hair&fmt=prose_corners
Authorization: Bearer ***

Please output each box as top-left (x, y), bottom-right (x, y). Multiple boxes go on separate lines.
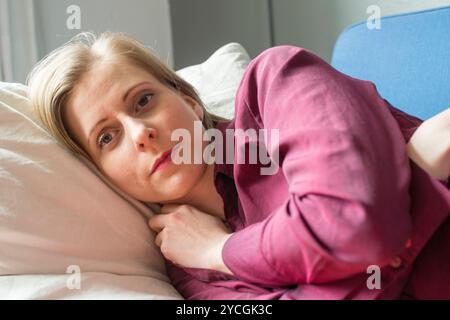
top-left (27, 32), bottom-right (227, 160)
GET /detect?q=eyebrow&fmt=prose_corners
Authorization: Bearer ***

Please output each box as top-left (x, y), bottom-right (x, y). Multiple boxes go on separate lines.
top-left (87, 81), bottom-right (152, 148)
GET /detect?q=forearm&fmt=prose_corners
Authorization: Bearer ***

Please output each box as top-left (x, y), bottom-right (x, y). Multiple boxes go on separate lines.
top-left (165, 260), bottom-right (259, 299)
top-left (407, 141), bottom-right (450, 181)
top-left (208, 233), bottom-right (234, 275)
top-left (407, 108), bottom-right (450, 181)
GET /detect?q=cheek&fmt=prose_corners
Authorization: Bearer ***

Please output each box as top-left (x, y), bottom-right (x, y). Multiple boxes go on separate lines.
top-left (162, 105), bottom-right (208, 156)
top-left (99, 150), bottom-right (136, 188)
top-left (163, 98), bottom-right (200, 126)
top-left (166, 110), bottom-right (201, 140)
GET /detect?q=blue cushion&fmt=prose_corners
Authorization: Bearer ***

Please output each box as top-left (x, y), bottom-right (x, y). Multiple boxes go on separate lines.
top-left (331, 6), bottom-right (450, 120)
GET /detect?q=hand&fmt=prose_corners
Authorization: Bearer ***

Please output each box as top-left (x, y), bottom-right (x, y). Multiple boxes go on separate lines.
top-left (148, 204), bottom-right (234, 274)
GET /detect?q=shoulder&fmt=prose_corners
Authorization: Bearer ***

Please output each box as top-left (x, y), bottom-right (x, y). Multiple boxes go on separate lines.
top-left (234, 45), bottom-right (337, 116)
top-left (239, 46), bottom-right (337, 95)
top-left (253, 45), bottom-right (310, 62)
top-left (245, 45), bottom-right (325, 75)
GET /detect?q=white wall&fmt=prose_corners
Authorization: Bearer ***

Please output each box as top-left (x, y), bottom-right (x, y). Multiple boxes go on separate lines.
top-left (6, 0), bottom-right (450, 83)
top-left (272, 0), bottom-right (450, 62)
top-left (169, 0), bottom-right (272, 69)
top-left (34, 0), bottom-right (174, 66)
top-left (0, 0), bottom-right (39, 83)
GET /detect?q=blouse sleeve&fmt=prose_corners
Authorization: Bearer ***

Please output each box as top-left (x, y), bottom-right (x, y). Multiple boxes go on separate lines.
top-left (165, 261), bottom-right (279, 300)
top-left (221, 46), bottom-right (413, 287)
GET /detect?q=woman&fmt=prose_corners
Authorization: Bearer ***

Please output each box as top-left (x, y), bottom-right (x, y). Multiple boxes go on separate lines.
top-left (27, 32), bottom-right (450, 299)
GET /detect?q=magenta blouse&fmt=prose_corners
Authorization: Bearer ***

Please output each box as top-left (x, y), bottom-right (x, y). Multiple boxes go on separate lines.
top-left (166, 46), bottom-right (450, 300)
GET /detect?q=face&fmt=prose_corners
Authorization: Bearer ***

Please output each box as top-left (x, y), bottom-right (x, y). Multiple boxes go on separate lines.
top-left (63, 60), bottom-right (208, 203)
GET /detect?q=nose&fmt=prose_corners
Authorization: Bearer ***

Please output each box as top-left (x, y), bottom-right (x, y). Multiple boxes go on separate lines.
top-left (129, 121), bottom-right (157, 152)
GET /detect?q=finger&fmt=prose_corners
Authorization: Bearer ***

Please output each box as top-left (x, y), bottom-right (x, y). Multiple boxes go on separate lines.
top-left (160, 203), bottom-right (184, 214)
top-left (154, 231), bottom-right (162, 248)
top-left (148, 214), bottom-right (168, 232)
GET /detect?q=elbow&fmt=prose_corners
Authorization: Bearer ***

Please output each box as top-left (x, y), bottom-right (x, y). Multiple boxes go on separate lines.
top-left (365, 232), bottom-right (412, 267)
top-left (324, 200), bottom-right (412, 266)
top-left (294, 193), bottom-right (413, 281)
top-left (348, 203), bottom-right (413, 265)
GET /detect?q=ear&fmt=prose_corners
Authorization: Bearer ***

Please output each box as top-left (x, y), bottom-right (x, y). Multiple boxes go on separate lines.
top-left (182, 94), bottom-right (204, 121)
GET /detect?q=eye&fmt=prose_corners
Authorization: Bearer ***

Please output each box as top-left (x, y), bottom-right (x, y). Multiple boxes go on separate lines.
top-left (97, 93), bottom-right (154, 149)
top-left (97, 130), bottom-right (118, 149)
top-left (135, 93), bottom-right (154, 112)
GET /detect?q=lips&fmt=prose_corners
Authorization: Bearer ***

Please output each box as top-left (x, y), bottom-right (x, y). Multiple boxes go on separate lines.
top-left (150, 147), bottom-right (173, 175)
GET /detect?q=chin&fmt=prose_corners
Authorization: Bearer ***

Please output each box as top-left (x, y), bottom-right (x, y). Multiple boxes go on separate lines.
top-left (160, 164), bottom-right (206, 201)
top-left (130, 163), bottom-right (206, 203)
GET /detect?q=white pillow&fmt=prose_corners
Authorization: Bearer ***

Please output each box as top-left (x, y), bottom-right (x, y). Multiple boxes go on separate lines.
top-left (0, 82), bottom-right (181, 299)
top-left (0, 42), bottom-right (250, 299)
top-left (176, 42), bottom-right (250, 120)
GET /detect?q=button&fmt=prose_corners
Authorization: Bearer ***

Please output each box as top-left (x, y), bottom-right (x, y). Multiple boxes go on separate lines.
top-left (405, 238), bottom-right (413, 249)
top-left (390, 257), bottom-right (402, 268)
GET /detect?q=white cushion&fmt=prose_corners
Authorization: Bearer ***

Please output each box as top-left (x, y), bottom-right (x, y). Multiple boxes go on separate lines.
top-left (176, 42), bottom-right (250, 120)
top-left (0, 82), bottom-right (181, 299)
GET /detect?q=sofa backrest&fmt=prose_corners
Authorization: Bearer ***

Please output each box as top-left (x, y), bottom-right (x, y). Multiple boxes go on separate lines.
top-left (331, 6), bottom-right (450, 120)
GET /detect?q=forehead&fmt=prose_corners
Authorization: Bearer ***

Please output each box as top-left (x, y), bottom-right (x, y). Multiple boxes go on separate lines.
top-left (73, 61), bottom-right (158, 101)
top-left (63, 61), bottom-right (160, 149)
top-left (67, 61), bottom-right (162, 124)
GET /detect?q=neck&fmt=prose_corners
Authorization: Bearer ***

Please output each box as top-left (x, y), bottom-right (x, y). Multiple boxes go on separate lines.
top-left (177, 163), bottom-right (225, 220)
